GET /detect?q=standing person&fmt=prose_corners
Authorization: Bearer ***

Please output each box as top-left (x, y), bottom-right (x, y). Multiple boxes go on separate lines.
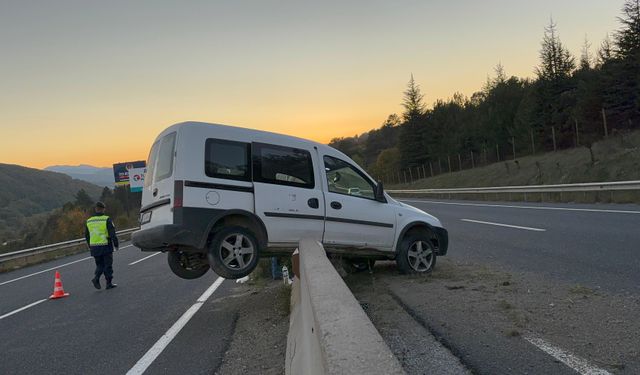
top-left (85, 201), bottom-right (119, 289)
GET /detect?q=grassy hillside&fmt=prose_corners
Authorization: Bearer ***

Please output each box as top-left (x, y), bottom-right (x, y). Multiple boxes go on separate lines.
top-left (0, 163), bottom-right (102, 242)
top-left (389, 130), bottom-right (640, 203)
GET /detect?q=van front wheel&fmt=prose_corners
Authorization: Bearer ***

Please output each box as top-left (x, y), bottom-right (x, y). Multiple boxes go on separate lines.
top-left (167, 251), bottom-right (209, 279)
top-left (208, 226), bottom-right (260, 279)
top-left (396, 231), bottom-right (437, 274)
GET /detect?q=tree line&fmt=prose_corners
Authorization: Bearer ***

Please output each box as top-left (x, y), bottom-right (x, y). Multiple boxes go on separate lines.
top-left (329, 1), bottom-right (640, 182)
top-left (2, 186), bottom-right (141, 252)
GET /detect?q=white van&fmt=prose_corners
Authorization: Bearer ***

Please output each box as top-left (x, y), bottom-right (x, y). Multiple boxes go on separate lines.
top-left (132, 122), bottom-right (448, 279)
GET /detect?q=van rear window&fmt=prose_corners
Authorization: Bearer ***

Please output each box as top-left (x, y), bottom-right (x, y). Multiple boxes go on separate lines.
top-left (205, 139), bottom-right (251, 181)
top-left (154, 132), bottom-right (176, 183)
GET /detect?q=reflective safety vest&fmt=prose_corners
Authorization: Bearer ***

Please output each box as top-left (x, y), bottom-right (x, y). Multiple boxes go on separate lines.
top-left (87, 215), bottom-right (110, 246)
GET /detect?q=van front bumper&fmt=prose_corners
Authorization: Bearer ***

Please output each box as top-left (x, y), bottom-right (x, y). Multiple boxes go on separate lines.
top-left (131, 225), bottom-right (201, 251)
top-left (433, 226), bottom-right (449, 256)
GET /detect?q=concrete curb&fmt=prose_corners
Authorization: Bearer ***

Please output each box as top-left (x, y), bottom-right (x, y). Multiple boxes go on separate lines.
top-left (286, 239), bottom-right (404, 375)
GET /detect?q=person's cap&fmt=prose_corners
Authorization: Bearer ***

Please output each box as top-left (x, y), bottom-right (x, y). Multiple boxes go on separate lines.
top-left (95, 201), bottom-right (106, 209)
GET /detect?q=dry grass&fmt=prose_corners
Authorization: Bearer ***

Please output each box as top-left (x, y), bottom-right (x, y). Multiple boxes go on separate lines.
top-left (390, 130), bottom-right (640, 204)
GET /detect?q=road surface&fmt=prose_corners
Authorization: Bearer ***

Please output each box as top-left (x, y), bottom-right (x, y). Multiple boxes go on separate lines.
top-left (0, 243), bottom-right (236, 375)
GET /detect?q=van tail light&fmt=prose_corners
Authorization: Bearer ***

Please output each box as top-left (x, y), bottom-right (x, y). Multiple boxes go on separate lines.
top-left (173, 180), bottom-right (184, 208)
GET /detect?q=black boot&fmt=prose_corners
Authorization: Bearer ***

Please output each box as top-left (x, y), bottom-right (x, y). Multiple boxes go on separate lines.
top-left (92, 278), bottom-right (101, 290)
top-left (106, 281), bottom-right (117, 289)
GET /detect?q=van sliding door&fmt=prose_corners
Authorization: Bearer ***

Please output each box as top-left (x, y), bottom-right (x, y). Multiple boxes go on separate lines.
top-left (252, 143), bottom-right (326, 245)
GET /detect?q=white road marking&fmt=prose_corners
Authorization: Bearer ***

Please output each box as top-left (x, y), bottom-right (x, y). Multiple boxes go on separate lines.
top-left (0, 299), bottom-right (47, 320)
top-left (461, 219), bottom-right (546, 232)
top-left (0, 257), bottom-right (91, 286)
top-left (525, 335), bottom-right (612, 375)
top-left (0, 244), bottom-right (134, 287)
top-left (401, 199), bottom-right (640, 215)
top-left (128, 252), bottom-right (162, 266)
top-left (126, 277), bottom-right (225, 375)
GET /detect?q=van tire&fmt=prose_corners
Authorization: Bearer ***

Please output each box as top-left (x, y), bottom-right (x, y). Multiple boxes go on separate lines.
top-left (342, 258), bottom-right (375, 273)
top-left (208, 226), bottom-right (260, 279)
top-left (396, 231), bottom-right (437, 274)
top-left (167, 251), bottom-right (209, 279)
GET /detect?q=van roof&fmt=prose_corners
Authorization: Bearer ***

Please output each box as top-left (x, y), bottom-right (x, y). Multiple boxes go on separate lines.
top-left (158, 121), bottom-right (332, 151)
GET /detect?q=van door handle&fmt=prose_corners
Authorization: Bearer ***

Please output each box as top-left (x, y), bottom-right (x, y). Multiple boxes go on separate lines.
top-left (330, 201), bottom-right (342, 210)
top-left (307, 198), bottom-right (319, 209)
top-left (153, 188), bottom-right (158, 197)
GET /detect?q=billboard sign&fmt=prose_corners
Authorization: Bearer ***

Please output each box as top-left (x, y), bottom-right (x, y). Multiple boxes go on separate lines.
top-left (113, 160), bottom-right (146, 190)
top-left (128, 167), bottom-right (146, 193)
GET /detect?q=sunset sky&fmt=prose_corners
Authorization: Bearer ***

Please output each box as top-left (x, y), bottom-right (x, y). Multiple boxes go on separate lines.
top-left (0, 1), bottom-right (624, 169)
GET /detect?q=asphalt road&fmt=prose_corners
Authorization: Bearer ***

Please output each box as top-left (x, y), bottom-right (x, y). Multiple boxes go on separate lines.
top-left (384, 198), bottom-right (640, 374)
top-left (401, 198), bottom-right (640, 294)
top-left (0, 244), bottom-right (237, 375)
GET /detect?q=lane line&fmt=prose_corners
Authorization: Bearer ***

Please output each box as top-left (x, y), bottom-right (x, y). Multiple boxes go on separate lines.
top-left (0, 244), bottom-right (134, 287)
top-left (0, 299), bottom-right (47, 321)
top-left (126, 277), bottom-right (225, 375)
top-left (401, 199), bottom-right (640, 215)
top-left (524, 336), bottom-right (612, 375)
top-left (128, 252), bottom-right (162, 266)
top-left (461, 219), bottom-right (546, 232)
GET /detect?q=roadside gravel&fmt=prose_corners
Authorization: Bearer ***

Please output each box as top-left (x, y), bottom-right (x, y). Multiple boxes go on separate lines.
top-left (215, 281), bottom-right (291, 375)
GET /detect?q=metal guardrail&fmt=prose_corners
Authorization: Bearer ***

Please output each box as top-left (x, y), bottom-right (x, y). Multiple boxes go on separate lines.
top-left (0, 227), bottom-right (139, 263)
top-left (387, 180), bottom-right (640, 194)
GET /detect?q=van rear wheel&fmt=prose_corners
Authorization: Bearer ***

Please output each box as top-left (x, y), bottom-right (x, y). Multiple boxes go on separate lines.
top-left (167, 251), bottom-right (209, 279)
top-left (208, 226), bottom-right (260, 279)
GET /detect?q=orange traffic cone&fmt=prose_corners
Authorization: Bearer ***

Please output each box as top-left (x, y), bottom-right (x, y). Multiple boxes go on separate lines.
top-left (49, 271), bottom-right (69, 299)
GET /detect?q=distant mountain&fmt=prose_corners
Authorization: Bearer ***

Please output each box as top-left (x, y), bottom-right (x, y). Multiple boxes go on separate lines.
top-left (0, 163), bottom-right (103, 242)
top-left (45, 164), bottom-right (114, 188)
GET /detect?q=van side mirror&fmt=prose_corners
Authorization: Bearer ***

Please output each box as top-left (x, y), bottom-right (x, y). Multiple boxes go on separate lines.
top-left (374, 181), bottom-right (386, 203)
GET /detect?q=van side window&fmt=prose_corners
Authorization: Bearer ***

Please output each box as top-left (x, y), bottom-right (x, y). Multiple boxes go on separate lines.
top-left (155, 132), bottom-right (177, 183)
top-left (205, 139), bottom-right (251, 181)
top-left (253, 143), bottom-right (315, 189)
top-left (324, 156), bottom-right (375, 200)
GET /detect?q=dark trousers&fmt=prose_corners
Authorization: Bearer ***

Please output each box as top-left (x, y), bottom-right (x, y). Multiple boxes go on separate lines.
top-left (93, 253), bottom-right (114, 282)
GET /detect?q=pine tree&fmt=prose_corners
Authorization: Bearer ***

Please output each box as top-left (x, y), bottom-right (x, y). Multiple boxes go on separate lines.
top-left (74, 189), bottom-right (93, 209)
top-left (615, 0), bottom-right (640, 59)
top-left (597, 34), bottom-right (614, 66)
top-left (536, 18), bottom-right (576, 81)
top-left (580, 36), bottom-right (592, 70)
top-left (402, 74), bottom-right (425, 122)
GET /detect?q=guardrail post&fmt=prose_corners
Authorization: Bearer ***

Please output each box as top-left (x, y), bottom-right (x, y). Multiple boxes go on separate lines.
top-left (602, 108), bottom-right (608, 138)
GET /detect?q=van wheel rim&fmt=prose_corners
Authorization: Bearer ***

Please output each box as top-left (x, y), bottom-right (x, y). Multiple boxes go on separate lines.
top-left (220, 233), bottom-right (255, 270)
top-left (407, 240), bottom-right (433, 272)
